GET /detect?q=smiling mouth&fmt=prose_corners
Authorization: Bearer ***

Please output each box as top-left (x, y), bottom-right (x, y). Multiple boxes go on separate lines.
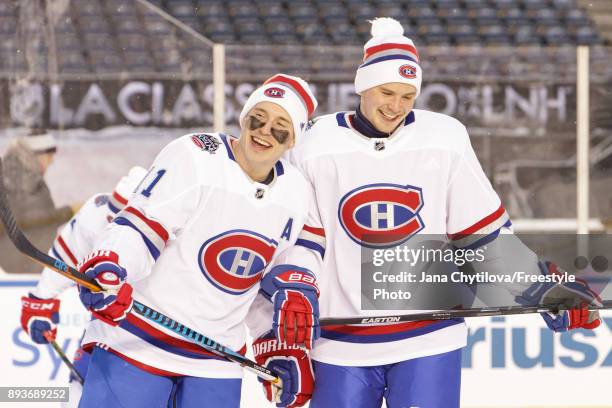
top-left (251, 135), bottom-right (273, 149)
top-left (378, 109), bottom-right (401, 121)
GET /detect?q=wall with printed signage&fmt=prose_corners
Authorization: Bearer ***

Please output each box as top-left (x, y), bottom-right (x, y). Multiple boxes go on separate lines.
top-left (1, 272), bottom-right (610, 407)
top-left (5, 78), bottom-right (611, 138)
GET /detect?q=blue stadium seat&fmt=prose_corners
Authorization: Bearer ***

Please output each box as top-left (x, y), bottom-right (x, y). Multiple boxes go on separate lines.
top-left (288, 2), bottom-right (318, 21)
top-left (58, 51), bottom-right (90, 73)
top-left (319, 3), bottom-right (349, 21)
top-left (195, 1), bottom-right (227, 18)
top-left (124, 52), bottom-right (155, 70)
top-left (378, 4), bottom-right (406, 20)
top-left (168, 0), bottom-right (195, 15)
top-left (83, 34), bottom-right (116, 51)
top-left (114, 18), bottom-right (144, 34)
top-left (0, 16), bottom-right (15, 35)
top-left (228, 1), bottom-right (256, 19)
top-left (73, 1), bottom-right (104, 17)
top-left (106, 0), bottom-right (137, 17)
top-left (522, 0), bottom-right (549, 11)
top-left (118, 34), bottom-right (148, 53)
top-left (544, 26), bottom-right (571, 45)
top-left (55, 34), bottom-right (82, 51)
top-left (90, 51), bottom-right (123, 73)
top-left (257, 2), bottom-right (284, 19)
top-left (349, 3), bottom-right (376, 22)
top-left (79, 17), bottom-right (112, 35)
top-left (574, 26), bottom-right (600, 44)
top-left (0, 1), bottom-right (15, 16)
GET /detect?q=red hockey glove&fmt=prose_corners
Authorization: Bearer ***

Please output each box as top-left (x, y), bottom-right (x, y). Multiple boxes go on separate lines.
top-left (517, 261), bottom-right (601, 332)
top-left (78, 250), bottom-right (133, 326)
top-left (260, 265), bottom-right (320, 350)
top-left (20, 294), bottom-right (60, 344)
top-left (253, 334), bottom-right (314, 408)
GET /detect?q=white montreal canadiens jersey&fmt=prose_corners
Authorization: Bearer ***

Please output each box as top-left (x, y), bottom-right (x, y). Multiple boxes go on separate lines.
top-left (32, 193), bottom-right (118, 299)
top-left (82, 133), bottom-right (316, 378)
top-left (286, 109), bottom-right (510, 366)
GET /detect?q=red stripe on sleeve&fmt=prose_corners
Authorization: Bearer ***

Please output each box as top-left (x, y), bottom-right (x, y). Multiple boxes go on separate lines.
top-left (112, 191), bottom-right (128, 206)
top-left (57, 235), bottom-right (78, 266)
top-left (448, 205), bottom-right (506, 239)
top-left (302, 224), bottom-right (325, 237)
top-left (124, 206), bottom-right (170, 243)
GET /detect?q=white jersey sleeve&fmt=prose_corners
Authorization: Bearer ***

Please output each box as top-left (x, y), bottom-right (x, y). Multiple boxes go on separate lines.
top-left (246, 181), bottom-right (326, 340)
top-left (31, 194), bottom-right (111, 299)
top-left (93, 138), bottom-right (203, 281)
top-left (446, 129), bottom-right (510, 249)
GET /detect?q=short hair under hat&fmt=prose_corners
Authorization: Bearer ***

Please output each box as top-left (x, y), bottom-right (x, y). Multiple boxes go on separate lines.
top-left (239, 73), bottom-right (318, 144)
top-left (354, 18), bottom-right (422, 96)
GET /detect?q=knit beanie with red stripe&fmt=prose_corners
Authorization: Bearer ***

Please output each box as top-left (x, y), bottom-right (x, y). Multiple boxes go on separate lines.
top-left (355, 18), bottom-right (422, 96)
top-left (239, 73), bottom-right (318, 143)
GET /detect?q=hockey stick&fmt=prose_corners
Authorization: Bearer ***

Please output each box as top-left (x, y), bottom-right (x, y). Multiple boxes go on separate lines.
top-left (0, 160), bottom-right (280, 385)
top-left (43, 332), bottom-right (84, 385)
top-left (320, 301), bottom-right (612, 326)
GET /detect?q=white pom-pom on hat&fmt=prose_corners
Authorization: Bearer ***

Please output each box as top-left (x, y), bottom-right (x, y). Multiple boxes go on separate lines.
top-left (370, 17), bottom-right (404, 38)
top-left (355, 17), bottom-right (422, 96)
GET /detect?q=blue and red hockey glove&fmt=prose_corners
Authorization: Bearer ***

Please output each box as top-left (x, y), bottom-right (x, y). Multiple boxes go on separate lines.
top-left (253, 333), bottom-right (314, 408)
top-left (20, 294), bottom-right (60, 344)
top-left (260, 265), bottom-right (320, 350)
top-left (78, 250), bottom-right (133, 326)
top-left (517, 260), bottom-right (601, 332)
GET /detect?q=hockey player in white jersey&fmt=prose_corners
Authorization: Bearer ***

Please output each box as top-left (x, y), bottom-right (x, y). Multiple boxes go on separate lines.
top-left (19, 166), bottom-right (147, 406)
top-left (282, 18), bottom-right (602, 407)
top-left (76, 74), bottom-right (321, 408)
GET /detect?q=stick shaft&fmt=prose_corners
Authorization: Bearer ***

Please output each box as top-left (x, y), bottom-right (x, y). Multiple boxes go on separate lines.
top-left (320, 301), bottom-right (611, 326)
top-left (44, 333), bottom-right (84, 385)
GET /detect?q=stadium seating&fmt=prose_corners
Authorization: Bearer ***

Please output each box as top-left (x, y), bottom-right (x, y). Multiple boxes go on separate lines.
top-left (0, 0), bottom-right (606, 77)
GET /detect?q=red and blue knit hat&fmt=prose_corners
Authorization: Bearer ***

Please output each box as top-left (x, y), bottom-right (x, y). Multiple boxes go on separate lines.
top-left (355, 18), bottom-right (422, 96)
top-left (239, 73), bottom-right (318, 143)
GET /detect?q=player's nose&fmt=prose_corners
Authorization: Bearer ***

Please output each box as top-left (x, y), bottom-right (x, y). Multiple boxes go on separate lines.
top-left (387, 97), bottom-right (402, 114)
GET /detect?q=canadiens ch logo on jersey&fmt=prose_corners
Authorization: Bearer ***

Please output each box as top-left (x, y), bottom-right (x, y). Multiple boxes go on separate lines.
top-left (198, 230), bottom-right (278, 295)
top-left (338, 183), bottom-right (425, 248)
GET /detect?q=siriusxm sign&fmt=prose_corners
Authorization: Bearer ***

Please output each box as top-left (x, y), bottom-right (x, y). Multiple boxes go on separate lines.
top-left (463, 316), bottom-right (612, 369)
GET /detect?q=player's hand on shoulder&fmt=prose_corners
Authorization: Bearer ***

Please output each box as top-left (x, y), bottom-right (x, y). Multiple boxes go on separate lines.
top-left (260, 265), bottom-right (320, 349)
top-left (78, 250), bottom-right (133, 326)
top-left (253, 334), bottom-right (314, 408)
top-left (20, 294), bottom-right (60, 344)
top-left (517, 260), bottom-right (601, 332)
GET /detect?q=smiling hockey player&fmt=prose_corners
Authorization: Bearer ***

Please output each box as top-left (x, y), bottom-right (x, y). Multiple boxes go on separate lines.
top-left (75, 74), bottom-right (321, 407)
top-left (280, 18), bottom-right (601, 408)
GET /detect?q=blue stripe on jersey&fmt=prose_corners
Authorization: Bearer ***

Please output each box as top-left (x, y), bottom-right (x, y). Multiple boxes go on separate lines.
top-left (320, 319), bottom-right (463, 344)
top-left (404, 110), bottom-right (415, 125)
top-left (219, 133), bottom-right (236, 161)
top-left (295, 238), bottom-right (325, 259)
top-left (336, 112), bottom-right (349, 128)
top-left (117, 319), bottom-right (222, 361)
top-left (107, 201), bottom-right (121, 214)
top-left (51, 246), bottom-right (66, 263)
top-left (274, 161), bottom-right (284, 176)
top-left (113, 217), bottom-right (161, 260)
top-left (360, 54), bottom-right (418, 69)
